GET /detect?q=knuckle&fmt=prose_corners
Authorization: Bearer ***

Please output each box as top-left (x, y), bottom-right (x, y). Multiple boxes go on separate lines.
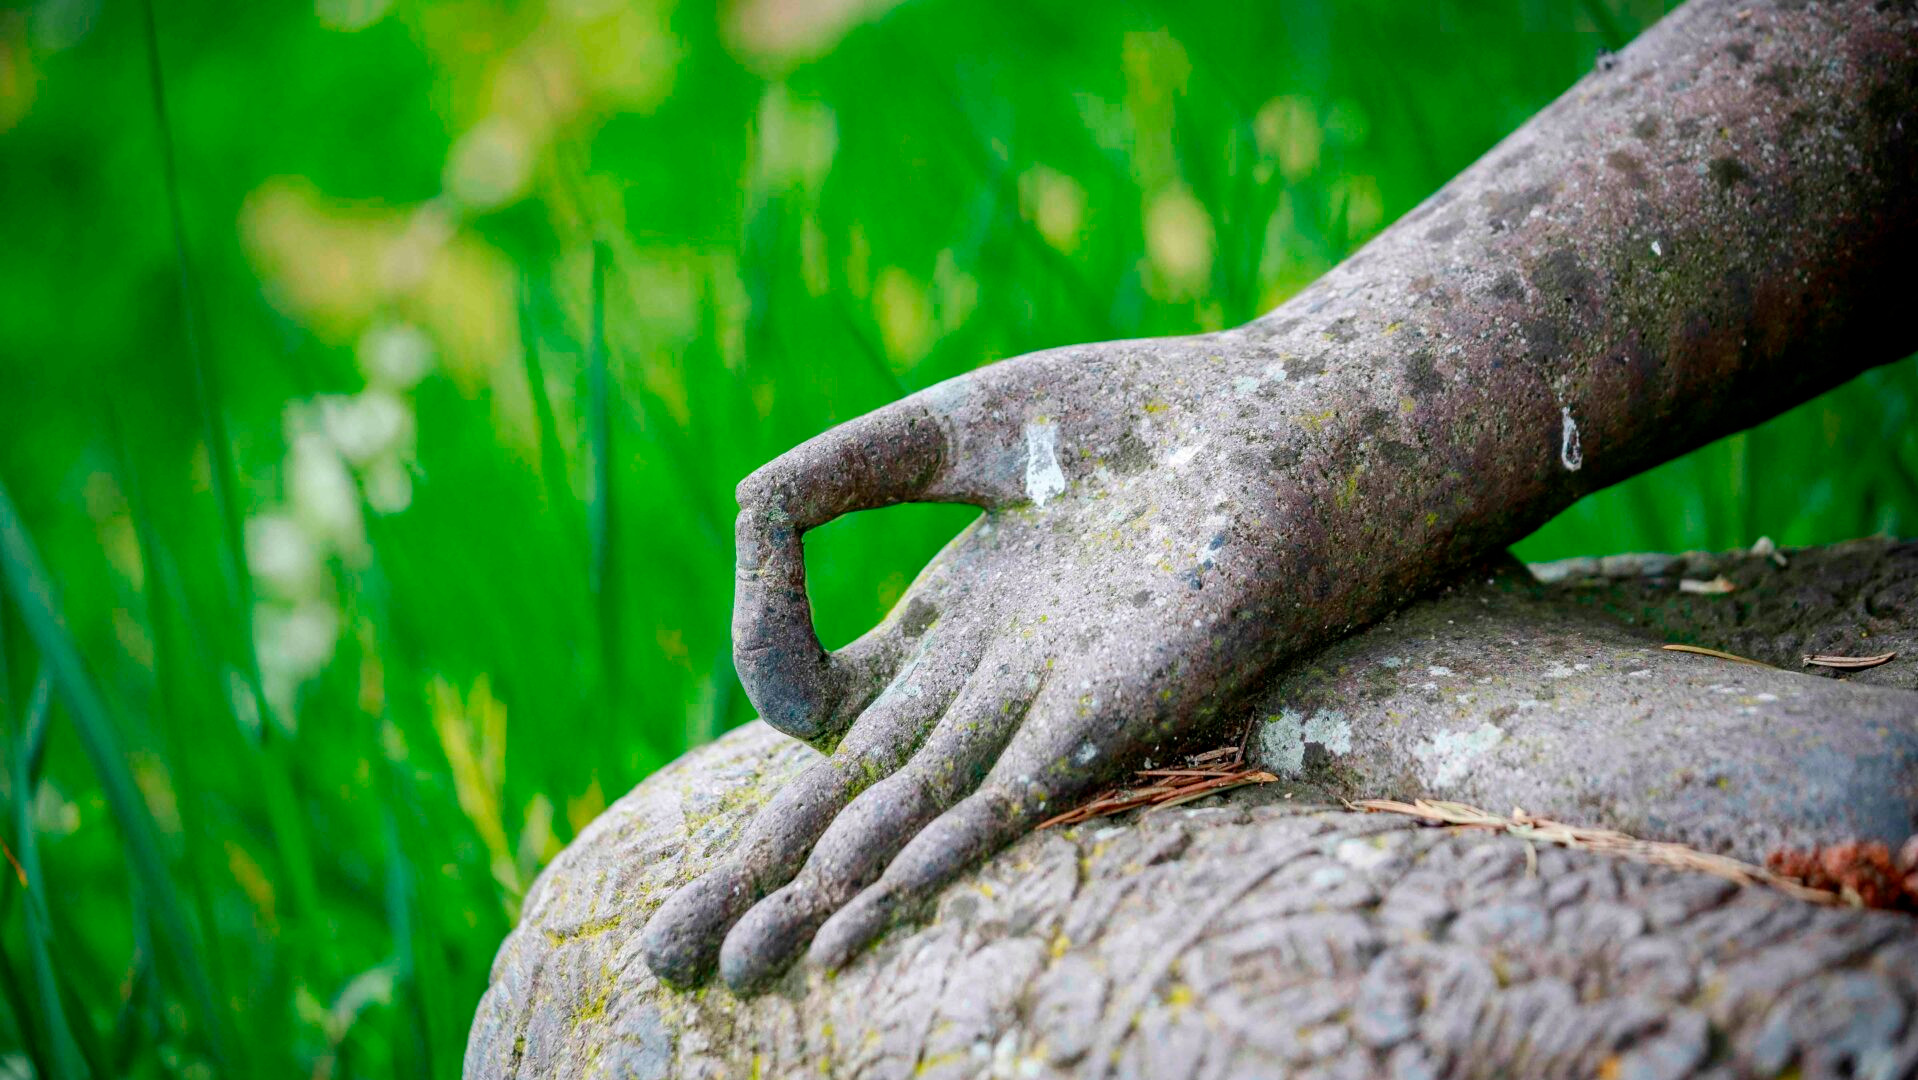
top-left (735, 460), bottom-right (795, 514)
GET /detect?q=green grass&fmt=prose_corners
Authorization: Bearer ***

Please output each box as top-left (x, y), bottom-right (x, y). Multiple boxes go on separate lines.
top-left (1, 0), bottom-right (1915, 1075)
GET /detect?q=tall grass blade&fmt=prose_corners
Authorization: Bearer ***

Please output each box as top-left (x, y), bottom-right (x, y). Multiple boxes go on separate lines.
top-left (107, 949), bottom-right (157, 1076)
top-left (111, 418), bottom-right (246, 1046)
top-left (518, 274), bottom-right (574, 520)
top-left (139, 0), bottom-right (264, 709)
top-left (587, 243), bottom-right (620, 708)
top-left (0, 943), bottom-right (52, 1077)
top-left (12, 669), bottom-right (90, 1080)
top-left (0, 477), bottom-right (229, 1068)
top-left (139, 3), bottom-right (323, 958)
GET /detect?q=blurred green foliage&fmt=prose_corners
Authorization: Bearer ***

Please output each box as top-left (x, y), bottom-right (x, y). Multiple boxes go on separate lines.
top-left (1, 0), bottom-right (1915, 1074)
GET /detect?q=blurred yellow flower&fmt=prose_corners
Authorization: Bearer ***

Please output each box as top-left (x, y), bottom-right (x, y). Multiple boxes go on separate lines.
top-left (0, 12), bottom-right (35, 134)
top-left (1019, 165), bottom-right (1087, 255)
top-left (241, 178), bottom-right (396, 341)
top-left (1144, 185), bottom-right (1214, 300)
top-left (1120, 29), bottom-right (1190, 189)
top-left (933, 249), bottom-right (978, 334)
top-left (1255, 96), bottom-right (1322, 184)
top-left (571, 3), bottom-right (681, 113)
top-left (875, 266), bottom-right (931, 372)
top-left (1331, 173), bottom-right (1385, 239)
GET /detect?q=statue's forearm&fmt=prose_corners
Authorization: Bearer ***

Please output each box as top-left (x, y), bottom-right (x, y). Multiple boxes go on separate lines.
top-left (1235, 0), bottom-right (1916, 636)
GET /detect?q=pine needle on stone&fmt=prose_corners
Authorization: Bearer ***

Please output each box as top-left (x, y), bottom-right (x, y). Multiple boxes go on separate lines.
top-left (1659, 643), bottom-right (1773, 667)
top-left (1350, 798), bottom-right (1842, 905)
top-left (1039, 745), bottom-right (1276, 829)
top-left (1803, 651), bottom-right (1896, 670)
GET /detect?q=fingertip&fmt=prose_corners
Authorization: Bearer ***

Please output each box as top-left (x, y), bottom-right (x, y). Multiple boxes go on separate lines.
top-left (807, 887), bottom-right (895, 975)
top-left (639, 864), bottom-right (755, 988)
top-left (718, 882), bottom-right (829, 993)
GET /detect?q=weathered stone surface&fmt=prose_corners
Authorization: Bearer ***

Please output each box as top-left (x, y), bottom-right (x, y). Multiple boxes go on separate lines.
top-left (468, 543), bottom-right (1918, 1079)
top-left (1247, 547), bottom-right (1918, 860)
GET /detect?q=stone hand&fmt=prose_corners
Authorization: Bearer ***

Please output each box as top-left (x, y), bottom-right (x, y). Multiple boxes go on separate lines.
top-left (637, 331), bottom-right (1370, 991)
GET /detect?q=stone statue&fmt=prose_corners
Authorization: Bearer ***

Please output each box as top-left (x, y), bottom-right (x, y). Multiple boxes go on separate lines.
top-left (637, 0), bottom-right (1918, 992)
top-left (468, 1), bottom-right (1918, 1074)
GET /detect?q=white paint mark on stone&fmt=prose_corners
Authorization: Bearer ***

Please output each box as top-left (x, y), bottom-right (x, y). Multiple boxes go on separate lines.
top-left (1166, 443), bottom-right (1202, 469)
top-left (1560, 406), bottom-right (1583, 471)
top-left (1023, 420), bottom-right (1067, 506)
top-left (1428, 665), bottom-right (1454, 677)
top-left (1651, 239), bottom-right (1663, 257)
top-left (1414, 722), bottom-right (1506, 788)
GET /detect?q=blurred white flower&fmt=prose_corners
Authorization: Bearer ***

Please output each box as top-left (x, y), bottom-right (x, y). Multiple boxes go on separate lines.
top-left (445, 116), bottom-right (533, 211)
top-left (727, 0), bottom-right (905, 71)
top-left (362, 454), bottom-right (414, 514)
top-left (257, 600), bottom-right (341, 680)
top-left (380, 202), bottom-right (456, 294)
top-left (227, 668), bottom-right (262, 740)
top-left (754, 85), bottom-right (836, 190)
top-left (314, 0), bottom-right (391, 32)
top-left (256, 598), bottom-right (342, 730)
top-left (319, 390), bottom-right (411, 468)
top-left (31, 781), bottom-right (79, 837)
top-left (358, 321), bottom-right (434, 391)
top-left (246, 513), bottom-right (324, 600)
top-left (288, 430), bottom-right (368, 566)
